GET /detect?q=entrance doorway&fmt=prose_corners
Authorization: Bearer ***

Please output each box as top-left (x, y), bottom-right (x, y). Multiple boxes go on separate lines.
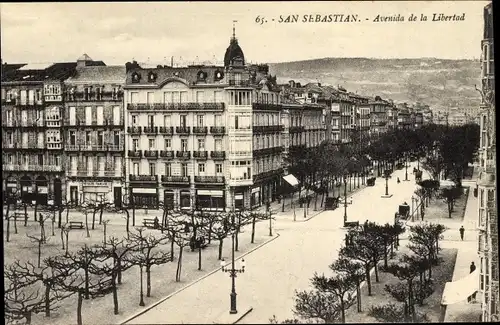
top-left (114, 186), bottom-right (122, 208)
top-left (70, 186), bottom-right (78, 205)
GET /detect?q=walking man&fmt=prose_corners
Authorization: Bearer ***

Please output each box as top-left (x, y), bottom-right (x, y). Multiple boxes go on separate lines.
top-left (468, 262), bottom-right (477, 302)
top-left (459, 226), bottom-right (465, 241)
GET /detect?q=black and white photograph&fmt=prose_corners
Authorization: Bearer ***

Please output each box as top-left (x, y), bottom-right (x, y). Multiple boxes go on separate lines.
top-left (1, 1), bottom-right (497, 324)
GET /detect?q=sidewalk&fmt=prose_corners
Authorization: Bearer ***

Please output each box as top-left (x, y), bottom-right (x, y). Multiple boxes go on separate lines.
top-left (443, 180), bottom-right (482, 322)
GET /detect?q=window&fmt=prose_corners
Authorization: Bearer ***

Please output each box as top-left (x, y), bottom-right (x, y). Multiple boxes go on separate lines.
top-left (197, 115), bottom-right (204, 127)
top-left (84, 87), bottom-right (90, 101)
top-left (97, 106), bottom-right (104, 125)
top-left (132, 115), bottom-right (138, 126)
top-left (114, 131), bottom-right (120, 145)
top-left (112, 87), bottom-right (119, 100)
top-left (97, 131), bottom-right (104, 146)
top-left (38, 154), bottom-right (44, 165)
top-left (198, 163), bottom-right (205, 173)
top-left (96, 87), bottom-right (102, 100)
top-left (181, 163), bottom-right (188, 177)
top-left (164, 115), bottom-right (171, 127)
top-left (180, 115), bottom-right (187, 127)
top-left (181, 139), bottom-right (188, 151)
top-left (216, 163), bottom-right (223, 174)
top-left (215, 139), bottom-right (222, 151)
top-left (132, 139), bottom-right (139, 151)
top-left (149, 163), bottom-right (156, 176)
top-left (86, 131), bottom-right (91, 145)
top-left (215, 115), bottom-right (222, 126)
top-left (130, 92), bottom-right (139, 104)
top-left (235, 116), bottom-right (239, 129)
top-left (7, 154), bottom-right (13, 164)
top-left (149, 139), bottom-right (156, 149)
top-left (164, 163), bottom-right (171, 176)
top-left (70, 131), bottom-right (76, 145)
top-left (148, 115), bottom-right (154, 127)
top-left (23, 154), bottom-right (28, 165)
top-left (164, 138), bottom-right (171, 150)
top-left (196, 91), bottom-right (204, 103)
top-left (198, 138), bottom-right (205, 150)
top-left (133, 163), bottom-right (139, 175)
top-left (147, 92), bottom-right (154, 104)
top-left (55, 155), bottom-right (61, 166)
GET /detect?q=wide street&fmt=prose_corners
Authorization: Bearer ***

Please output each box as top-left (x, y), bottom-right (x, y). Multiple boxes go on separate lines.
top-left (124, 162), bottom-right (422, 324)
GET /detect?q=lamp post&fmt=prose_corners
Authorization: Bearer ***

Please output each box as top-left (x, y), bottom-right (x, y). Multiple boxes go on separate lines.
top-left (404, 153), bottom-right (409, 181)
top-left (267, 201), bottom-right (272, 236)
top-left (343, 175), bottom-right (348, 225)
top-left (382, 169), bottom-right (393, 198)
top-left (221, 220), bottom-right (246, 314)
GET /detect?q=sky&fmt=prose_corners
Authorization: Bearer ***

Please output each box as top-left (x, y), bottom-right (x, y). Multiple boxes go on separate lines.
top-left (0, 1), bottom-right (490, 66)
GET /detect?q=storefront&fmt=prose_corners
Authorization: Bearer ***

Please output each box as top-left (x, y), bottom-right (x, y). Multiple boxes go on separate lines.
top-left (20, 176), bottom-right (34, 203)
top-left (6, 177), bottom-right (18, 204)
top-left (179, 190), bottom-right (192, 210)
top-left (35, 176), bottom-right (48, 206)
top-left (131, 187), bottom-right (158, 208)
top-left (196, 189), bottom-right (225, 211)
top-left (82, 181), bottom-right (111, 204)
top-left (250, 186), bottom-right (261, 208)
top-left (163, 190), bottom-right (175, 209)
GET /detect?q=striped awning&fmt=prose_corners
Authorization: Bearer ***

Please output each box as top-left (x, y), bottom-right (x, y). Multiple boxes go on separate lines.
top-left (283, 174), bottom-right (299, 187)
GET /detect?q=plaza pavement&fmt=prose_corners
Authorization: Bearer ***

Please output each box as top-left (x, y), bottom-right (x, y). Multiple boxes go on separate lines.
top-left (122, 162), bottom-right (422, 324)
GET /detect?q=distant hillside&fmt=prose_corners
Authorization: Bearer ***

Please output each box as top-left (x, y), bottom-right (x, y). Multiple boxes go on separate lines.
top-left (268, 58), bottom-right (481, 111)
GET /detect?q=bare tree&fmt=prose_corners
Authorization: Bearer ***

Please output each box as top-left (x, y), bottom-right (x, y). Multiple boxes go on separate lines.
top-left (128, 228), bottom-right (172, 294)
top-left (37, 212), bottom-right (52, 244)
top-left (102, 219), bottom-right (110, 246)
top-left (331, 258), bottom-right (365, 313)
top-left (165, 224), bottom-right (191, 282)
top-left (27, 234), bottom-right (49, 268)
top-left (61, 244), bottom-right (102, 299)
top-left (211, 215), bottom-right (231, 260)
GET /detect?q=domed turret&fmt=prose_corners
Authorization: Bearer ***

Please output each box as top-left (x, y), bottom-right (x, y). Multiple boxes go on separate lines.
top-left (224, 22), bottom-right (245, 67)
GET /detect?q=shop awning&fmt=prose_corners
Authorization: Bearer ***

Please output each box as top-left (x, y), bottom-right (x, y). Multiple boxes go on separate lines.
top-left (440, 179), bottom-right (456, 188)
top-left (441, 270), bottom-right (479, 305)
top-left (283, 174), bottom-right (299, 187)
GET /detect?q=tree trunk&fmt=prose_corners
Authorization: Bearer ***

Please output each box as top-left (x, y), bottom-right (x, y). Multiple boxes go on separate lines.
top-left (340, 299), bottom-right (346, 323)
top-left (365, 265), bottom-right (372, 296)
top-left (92, 210), bottom-right (96, 230)
top-left (146, 265), bottom-right (151, 297)
top-left (34, 203), bottom-right (38, 221)
top-left (103, 224), bottom-right (107, 246)
top-left (198, 246), bottom-right (202, 271)
top-left (176, 246), bottom-right (183, 282)
top-left (85, 213), bottom-right (90, 238)
top-left (99, 206), bottom-right (104, 225)
top-left (356, 283), bottom-right (362, 312)
top-left (218, 239), bottom-right (224, 260)
top-left (25, 311), bottom-right (33, 325)
top-left (448, 201), bottom-right (453, 218)
top-left (208, 221), bottom-right (213, 244)
top-left (117, 258), bottom-right (123, 285)
top-left (37, 241), bottom-right (42, 268)
top-left (251, 216), bottom-right (256, 244)
top-left (58, 209), bottom-right (62, 228)
top-left (125, 210), bottom-right (130, 239)
top-left (66, 206), bottom-right (70, 224)
top-left (45, 283), bottom-right (51, 317)
top-left (61, 228), bottom-right (65, 250)
top-left (24, 204), bottom-right (28, 226)
top-left (6, 215), bottom-right (10, 242)
top-left (374, 258), bottom-right (380, 282)
top-left (14, 213), bottom-right (18, 234)
top-left (112, 273), bottom-right (119, 315)
top-left (51, 217), bottom-right (55, 236)
top-left (84, 267), bottom-right (90, 299)
top-left (170, 236), bottom-right (175, 260)
top-left (383, 239), bottom-right (389, 268)
top-left (65, 232), bottom-right (70, 256)
top-left (77, 290), bottom-right (83, 325)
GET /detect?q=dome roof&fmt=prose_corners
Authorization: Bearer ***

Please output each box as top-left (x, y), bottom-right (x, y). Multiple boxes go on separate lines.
top-left (224, 38), bottom-right (245, 67)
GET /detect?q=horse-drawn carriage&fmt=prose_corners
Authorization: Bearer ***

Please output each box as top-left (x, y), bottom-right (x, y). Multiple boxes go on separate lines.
top-left (394, 202), bottom-right (410, 225)
top-left (414, 168), bottom-right (423, 182)
top-left (366, 177), bottom-right (376, 186)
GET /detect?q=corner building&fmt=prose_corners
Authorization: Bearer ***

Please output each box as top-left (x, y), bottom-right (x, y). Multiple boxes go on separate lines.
top-left (63, 55), bottom-right (126, 205)
top-left (124, 30), bottom-right (285, 210)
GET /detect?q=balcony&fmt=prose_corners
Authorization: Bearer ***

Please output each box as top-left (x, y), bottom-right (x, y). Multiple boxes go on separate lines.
top-left (159, 126), bottom-right (174, 135)
top-left (253, 147), bottom-right (284, 157)
top-left (176, 126), bottom-right (191, 135)
top-left (176, 151), bottom-right (191, 159)
top-left (210, 151), bottom-right (226, 160)
top-left (144, 150), bottom-right (159, 159)
top-left (144, 126), bottom-right (158, 135)
top-left (210, 126), bottom-right (226, 135)
top-left (253, 125), bottom-right (284, 134)
top-left (160, 150), bottom-right (175, 159)
top-left (192, 126), bottom-right (208, 135)
top-left (252, 103), bottom-right (283, 111)
top-left (43, 165), bottom-right (62, 172)
top-left (65, 144), bottom-right (80, 151)
top-left (194, 176), bottom-right (225, 184)
top-left (3, 120), bottom-right (16, 127)
top-left (26, 165), bottom-right (43, 171)
top-left (228, 79), bottom-right (250, 87)
top-left (193, 151), bottom-right (208, 159)
top-left (127, 103), bottom-right (225, 111)
top-left (253, 168), bottom-right (284, 182)
top-left (127, 126), bottom-right (142, 135)
top-left (96, 170), bottom-right (121, 177)
top-left (46, 143), bottom-right (62, 150)
top-left (3, 164), bottom-right (20, 171)
top-left (129, 174), bottom-right (158, 182)
top-left (107, 144), bottom-right (124, 151)
top-left (289, 126), bottom-right (305, 133)
top-left (3, 143), bottom-right (16, 149)
top-left (161, 175), bottom-right (190, 184)
top-left (128, 150), bottom-right (143, 158)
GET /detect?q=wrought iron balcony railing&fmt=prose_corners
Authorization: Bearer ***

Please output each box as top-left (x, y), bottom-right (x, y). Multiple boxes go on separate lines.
top-left (159, 150), bottom-right (175, 159)
top-left (144, 150), bottom-right (159, 159)
top-left (129, 175), bottom-right (158, 182)
top-left (176, 126), bottom-right (191, 135)
top-left (210, 126), bottom-right (226, 135)
top-left (159, 126), bottom-right (174, 135)
top-left (193, 151), bottom-right (208, 159)
top-left (144, 126), bottom-right (158, 135)
top-left (192, 126), bottom-right (208, 135)
top-left (127, 103), bottom-right (225, 111)
top-left (194, 176), bottom-right (225, 184)
top-left (210, 151), bottom-right (226, 160)
top-left (176, 151), bottom-right (191, 159)
top-left (128, 150), bottom-right (142, 158)
top-left (161, 175), bottom-right (190, 183)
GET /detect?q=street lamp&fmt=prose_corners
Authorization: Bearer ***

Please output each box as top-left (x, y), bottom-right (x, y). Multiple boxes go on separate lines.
top-left (343, 174), bottom-right (348, 225)
top-left (220, 233), bottom-right (246, 314)
top-left (266, 201), bottom-right (272, 236)
top-left (382, 169), bottom-right (393, 198)
top-left (404, 153), bottom-right (409, 181)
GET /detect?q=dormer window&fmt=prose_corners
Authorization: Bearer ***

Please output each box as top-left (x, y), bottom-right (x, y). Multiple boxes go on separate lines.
top-left (148, 71), bottom-right (157, 83)
top-left (214, 70), bottom-right (224, 81)
top-left (173, 71), bottom-right (180, 77)
top-left (84, 87), bottom-right (90, 100)
top-left (197, 71), bottom-right (207, 81)
top-left (132, 72), bottom-right (141, 83)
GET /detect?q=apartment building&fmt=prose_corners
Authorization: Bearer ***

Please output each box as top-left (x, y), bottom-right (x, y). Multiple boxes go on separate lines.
top-left (63, 54), bottom-right (126, 205)
top-left (369, 96), bottom-right (391, 137)
top-left (2, 62), bottom-right (76, 206)
top-left (349, 92), bottom-right (369, 144)
top-left (123, 29), bottom-right (288, 210)
top-left (477, 2), bottom-right (498, 321)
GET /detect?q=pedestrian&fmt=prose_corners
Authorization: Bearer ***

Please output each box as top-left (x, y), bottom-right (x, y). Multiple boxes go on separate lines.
top-left (397, 177), bottom-right (401, 184)
top-left (153, 216), bottom-right (159, 229)
top-left (468, 261), bottom-right (477, 303)
top-left (470, 261), bottom-right (476, 273)
top-left (459, 226), bottom-right (465, 241)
